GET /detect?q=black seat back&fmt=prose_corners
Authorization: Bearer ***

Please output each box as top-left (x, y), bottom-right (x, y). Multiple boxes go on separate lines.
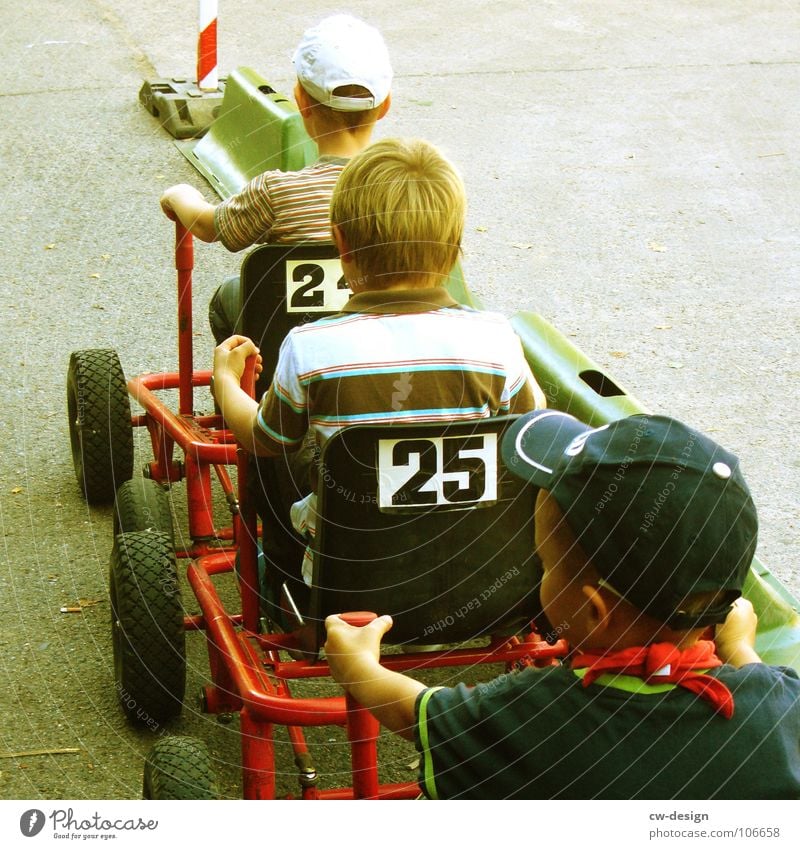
top-left (239, 243), bottom-right (347, 396)
top-left (307, 417), bottom-right (540, 649)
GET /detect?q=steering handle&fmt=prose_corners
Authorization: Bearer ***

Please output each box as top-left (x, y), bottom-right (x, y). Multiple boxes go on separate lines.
top-left (338, 612), bottom-right (379, 628)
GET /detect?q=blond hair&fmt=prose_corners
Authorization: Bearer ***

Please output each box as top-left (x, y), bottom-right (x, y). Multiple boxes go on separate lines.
top-left (330, 138), bottom-right (465, 288)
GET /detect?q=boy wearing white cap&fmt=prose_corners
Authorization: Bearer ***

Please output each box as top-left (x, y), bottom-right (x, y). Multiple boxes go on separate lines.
top-left (324, 411), bottom-right (800, 798)
top-left (159, 14), bottom-right (393, 342)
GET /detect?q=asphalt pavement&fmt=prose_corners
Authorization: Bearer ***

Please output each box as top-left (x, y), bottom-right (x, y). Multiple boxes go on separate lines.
top-left (0, 0), bottom-right (798, 806)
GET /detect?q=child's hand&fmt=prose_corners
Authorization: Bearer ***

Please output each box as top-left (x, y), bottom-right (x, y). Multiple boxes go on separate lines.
top-left (324, 614), bottom-right (393, 686)
top-left (160, 194), bottom-right (178, 221)
top-left (213, 335), bottom-right (262, 384)
top-left (715, 598), bottom-right (761, 667)
top-left (159, 184), bottom-right (188, 221)
top-left (159, 184), bottom-right (217, 242)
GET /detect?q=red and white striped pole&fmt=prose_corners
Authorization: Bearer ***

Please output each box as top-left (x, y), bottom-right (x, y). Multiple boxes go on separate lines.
top-left (197, 0), bottom-right (219, 91)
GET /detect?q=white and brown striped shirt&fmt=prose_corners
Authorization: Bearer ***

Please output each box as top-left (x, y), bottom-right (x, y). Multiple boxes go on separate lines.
top-left (256, 288), bottom-right (544, 452)
top-left (214, 156), bottom-right (349, 252)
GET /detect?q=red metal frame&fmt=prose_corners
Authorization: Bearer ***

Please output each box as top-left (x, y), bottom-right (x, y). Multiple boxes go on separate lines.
top-left (129, 223), bottom-right (567, 799)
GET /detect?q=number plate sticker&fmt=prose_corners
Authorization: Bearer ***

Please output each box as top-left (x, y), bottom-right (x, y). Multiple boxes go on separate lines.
top-left (286, 260), bottom-right (350, 313)
top-left (377, 434), bottom-right (498, 510)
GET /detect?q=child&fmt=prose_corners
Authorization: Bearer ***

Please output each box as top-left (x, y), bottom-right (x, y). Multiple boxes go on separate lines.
top-left (211, 138), bottom-right (546, 594)
top-left (324, 410), bottom-right (800, 798)
top-left (159, 13), bottom-right (393, 343)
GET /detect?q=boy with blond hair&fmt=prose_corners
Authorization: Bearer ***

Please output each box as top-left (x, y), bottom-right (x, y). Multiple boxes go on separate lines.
top-left (211, 138), bottom-right (545, 594)
top-left (159, 13), bottom-right (393, 342)
top-left (325, 411), bottom-right (800, 798)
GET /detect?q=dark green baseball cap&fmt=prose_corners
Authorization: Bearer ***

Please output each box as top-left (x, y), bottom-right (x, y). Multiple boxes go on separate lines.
top-left (501, 411), bottom-right (758, 629)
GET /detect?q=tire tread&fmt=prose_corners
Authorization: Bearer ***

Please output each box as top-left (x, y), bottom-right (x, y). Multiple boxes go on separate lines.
top-left (67, 349), bottom-right (133, 504)
top-left (110, 530), bottom-right (185, 724)
top-left (143, 736), bottom-right (219, 800)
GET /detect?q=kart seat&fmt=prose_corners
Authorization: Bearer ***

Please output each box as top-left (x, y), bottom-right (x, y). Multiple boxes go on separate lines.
top-left (288, 416), bottom-right (541, 656)
top-left (239, 243), bottom-right (347, 397)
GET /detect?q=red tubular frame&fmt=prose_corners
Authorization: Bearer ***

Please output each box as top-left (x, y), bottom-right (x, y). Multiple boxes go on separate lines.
top-left (176, 224), bottom-right (194, 416)
top-left (124, 224), bottom-right (567, 799)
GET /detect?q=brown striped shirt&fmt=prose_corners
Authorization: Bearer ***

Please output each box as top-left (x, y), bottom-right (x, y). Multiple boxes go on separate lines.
top-left (213, 156), bottom-right (349, 252)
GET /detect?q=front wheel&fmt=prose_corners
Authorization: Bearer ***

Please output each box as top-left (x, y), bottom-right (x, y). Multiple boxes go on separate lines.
top-left (110, 530), bottom-right (186, 725)
top-left (67, 349), bottom-right (133, 504)
top-left (143, 736), bottom-right (219, 799)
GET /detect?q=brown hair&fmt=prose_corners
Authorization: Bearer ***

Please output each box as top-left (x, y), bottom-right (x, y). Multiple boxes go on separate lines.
top-left (304, 85), bottom-right (386, 132)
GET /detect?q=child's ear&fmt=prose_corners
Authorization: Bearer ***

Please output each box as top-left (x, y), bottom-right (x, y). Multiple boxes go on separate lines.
top-left (582, 584), bottom-right (611, 635)
top-left (376, 92), bottom-right (391, 120)
top-left (294, 82), bottom-right (312, 115)
top-left (332, 224), bottom-right (352, 263)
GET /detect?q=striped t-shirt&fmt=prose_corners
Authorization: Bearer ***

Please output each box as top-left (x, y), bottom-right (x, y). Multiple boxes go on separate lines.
top-left (254, 287), bottom-right (546, 582)
top-left (214, 156), bottom-right (348, 252)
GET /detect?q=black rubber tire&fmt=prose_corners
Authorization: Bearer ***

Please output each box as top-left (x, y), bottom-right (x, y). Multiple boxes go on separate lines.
top-left (114, 478), bottom-right (174, 543)
top-left (143, 737), bottom-right (219, 800)
top-left (110, 530), bottom-right (186, 725)
top-left (67, 349), bottom-right (134, 504)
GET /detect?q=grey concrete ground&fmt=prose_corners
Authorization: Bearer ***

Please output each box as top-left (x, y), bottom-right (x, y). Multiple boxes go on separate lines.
top-left (0, 0), bottom-right (798, 803)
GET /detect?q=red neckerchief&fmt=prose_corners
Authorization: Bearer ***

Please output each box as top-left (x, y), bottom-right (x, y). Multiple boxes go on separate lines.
top-left (571, 640), bottom-right (734, 719)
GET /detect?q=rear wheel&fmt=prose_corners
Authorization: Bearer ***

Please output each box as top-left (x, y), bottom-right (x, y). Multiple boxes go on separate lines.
top-left (114, 478), bottom-right (174, 543)
top-left (110, 530), bottom-right (185, 725)
top-left (143, 737), bottom-right (219, 800)
top-left (67, 349), bottom-right (133, 504)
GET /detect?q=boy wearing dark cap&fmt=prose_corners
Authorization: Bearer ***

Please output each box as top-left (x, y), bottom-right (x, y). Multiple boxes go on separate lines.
top-left (324, 411), bottom-right (800, 799)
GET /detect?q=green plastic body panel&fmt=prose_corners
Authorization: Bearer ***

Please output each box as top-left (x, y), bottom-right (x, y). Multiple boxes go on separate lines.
top-left (512, 309), bottom-right (800, 669)
top-left (175, 67), bottom-right (318, 199)
top-left (511, 311), bottom-right (645, 425)
top-left (744, 564), bottom-right (800, 669)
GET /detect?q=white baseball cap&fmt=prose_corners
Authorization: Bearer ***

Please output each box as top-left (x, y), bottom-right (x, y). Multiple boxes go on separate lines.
top-left (293, 14), bottom-right (393, 112)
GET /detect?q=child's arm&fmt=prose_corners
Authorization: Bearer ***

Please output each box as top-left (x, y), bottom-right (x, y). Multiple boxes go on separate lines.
top-left (160, 184), bottom-right (218, 243)
top-left (715, 598), bottom-right (762, 667)
top-left (325, 615), bottom-right (426, 741)
top-left (212, 335), bottom-right (275, 456)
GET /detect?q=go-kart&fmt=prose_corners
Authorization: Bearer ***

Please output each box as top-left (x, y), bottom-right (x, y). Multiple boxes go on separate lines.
top-left (66, 70), bottom-right (800, 800)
